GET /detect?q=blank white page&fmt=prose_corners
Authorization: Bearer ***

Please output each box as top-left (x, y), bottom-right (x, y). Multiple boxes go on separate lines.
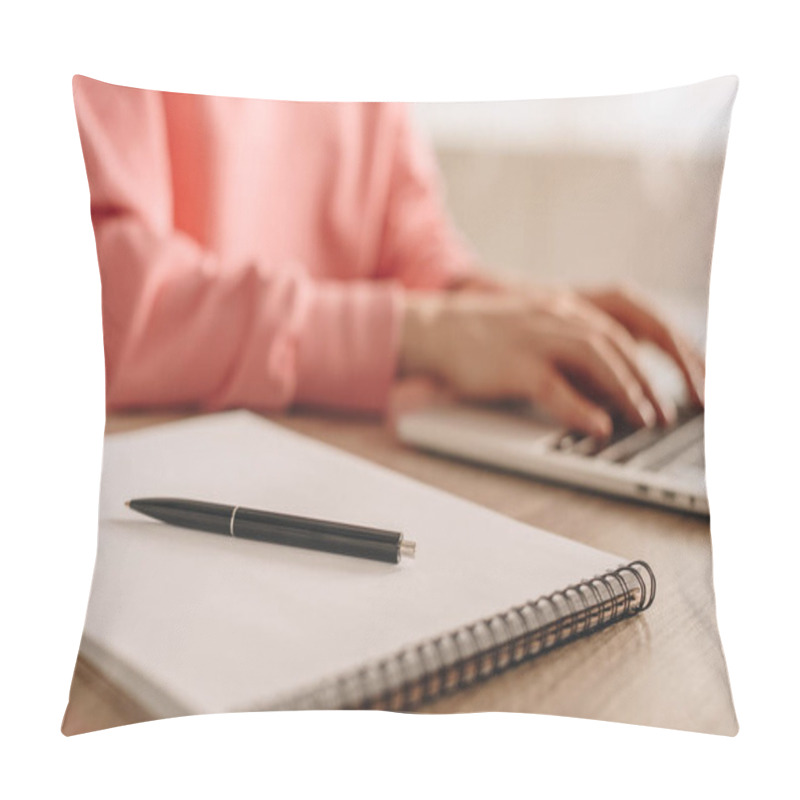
top-left (82, 411), bottom-right (630, 716)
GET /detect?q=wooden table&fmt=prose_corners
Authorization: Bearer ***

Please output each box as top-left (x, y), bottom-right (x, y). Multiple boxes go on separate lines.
top-left (62, 411), bottom-right (738, 736)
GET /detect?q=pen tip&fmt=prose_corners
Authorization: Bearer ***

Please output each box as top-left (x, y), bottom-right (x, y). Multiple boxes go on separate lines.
top-left (400, 539), bottom-right (416, 559)
top-left (124, 500), bottom-right (131, 508)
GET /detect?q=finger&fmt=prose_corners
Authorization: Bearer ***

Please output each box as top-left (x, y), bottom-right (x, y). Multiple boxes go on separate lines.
top-left (608, 337), bottom-right (678, 425)
top-left (584, 288), bottom-right (705, 406)
top-left (570, 302), bottom-right (676, 426)
top-left (630, 315), bottom-right (705, 406)
top-left (557, 334), bottom-right (658, 429)
top-left (529, 369), bottom-right (612, 439)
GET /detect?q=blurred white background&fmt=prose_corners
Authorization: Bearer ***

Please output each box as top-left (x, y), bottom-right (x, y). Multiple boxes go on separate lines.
top-left (414, 76), bottom-right (737, 345)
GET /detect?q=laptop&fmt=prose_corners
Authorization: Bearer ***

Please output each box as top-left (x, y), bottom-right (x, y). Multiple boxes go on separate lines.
top-left (397, 342), bottom-right (708, 515)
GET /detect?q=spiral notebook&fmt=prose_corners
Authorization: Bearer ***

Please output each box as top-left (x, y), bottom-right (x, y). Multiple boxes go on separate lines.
top-left (79, 411), bottom-right (655, 716)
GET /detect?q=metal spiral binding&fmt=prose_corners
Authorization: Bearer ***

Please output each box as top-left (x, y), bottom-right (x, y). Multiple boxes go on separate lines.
top-left (269, 560), bottom-right (655, 712)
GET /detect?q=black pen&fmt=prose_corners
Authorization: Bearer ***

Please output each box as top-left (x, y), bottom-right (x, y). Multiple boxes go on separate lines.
top-left (126, 498), bottom-right (416, 564)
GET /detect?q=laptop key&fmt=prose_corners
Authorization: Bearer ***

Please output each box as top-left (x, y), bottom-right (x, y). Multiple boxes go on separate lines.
top-left (626, 415), bottom-right (705, 472)
top-left (554, 432), bottom-right (583, 452)
top-left (594, 425), bottom-right (666, 463)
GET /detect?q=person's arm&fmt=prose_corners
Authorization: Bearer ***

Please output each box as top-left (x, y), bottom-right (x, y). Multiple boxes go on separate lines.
top-left (74, 77), bottom-right (402, 413)
top-left (375, 104), bottom-right (485, 291)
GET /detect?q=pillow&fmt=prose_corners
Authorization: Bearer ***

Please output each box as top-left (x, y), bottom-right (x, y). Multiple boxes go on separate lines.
top-left (63, 75), bottom-right (738, 736)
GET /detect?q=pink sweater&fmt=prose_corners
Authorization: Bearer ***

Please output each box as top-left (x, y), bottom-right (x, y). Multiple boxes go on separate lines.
top-left (73, 76), bottom-right (478, 413)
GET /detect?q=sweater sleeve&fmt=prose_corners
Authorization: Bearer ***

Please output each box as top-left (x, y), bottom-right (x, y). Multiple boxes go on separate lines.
top-left (376, 104), bottom-right (482, 289)
top-left (73, 76), bottom-right (402, 414)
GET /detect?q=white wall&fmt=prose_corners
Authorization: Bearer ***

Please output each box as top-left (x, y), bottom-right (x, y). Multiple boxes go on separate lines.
top-left (412, 77), bottom-right (737, 329)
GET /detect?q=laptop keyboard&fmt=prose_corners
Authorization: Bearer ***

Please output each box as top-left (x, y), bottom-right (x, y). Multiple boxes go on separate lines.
top-left (551, 408), bottom-right (705, 474)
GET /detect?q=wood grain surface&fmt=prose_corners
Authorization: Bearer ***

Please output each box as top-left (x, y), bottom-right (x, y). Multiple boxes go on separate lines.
top-left (62, 411), bottom-right (737, 736)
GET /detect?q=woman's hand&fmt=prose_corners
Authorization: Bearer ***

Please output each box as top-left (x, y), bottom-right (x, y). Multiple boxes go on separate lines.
top-left (578, 286), bottom-right (705, 406)
top-left (399, 284), bottom-right (704, 438)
